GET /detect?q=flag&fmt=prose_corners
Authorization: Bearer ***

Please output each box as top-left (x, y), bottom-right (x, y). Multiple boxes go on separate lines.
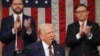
top-left (2, 0), bottom-right (95, 45)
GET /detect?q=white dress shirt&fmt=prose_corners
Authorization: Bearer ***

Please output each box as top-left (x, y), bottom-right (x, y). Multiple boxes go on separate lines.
top-left (11, 13), bottom-right (31, 50)
top-left (12, 13), bottom-right (23, 50)
top-left (76, 20), bottom-right (93, 40)
top-left (12, 13), bottom-right (23, 34)
top-left (42, 41), bottom-right (54, 56)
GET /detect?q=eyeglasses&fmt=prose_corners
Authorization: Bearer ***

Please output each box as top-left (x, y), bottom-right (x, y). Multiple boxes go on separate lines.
top-left (75, 10), bottom-right (88, 14)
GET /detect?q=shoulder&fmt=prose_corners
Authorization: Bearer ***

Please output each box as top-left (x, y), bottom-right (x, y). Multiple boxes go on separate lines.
top-left (1, 15), bottom-right (13, 24)
top-left (24, 41), bottom-right (42, 51)
top-left (87, 21), bottom-right (99, 27)
top-left (23, 41), bottom-right (43, 56)
top-left (56, 44), bottom-right (65, 51)
top-left (23, 14), bottom-right (35, 22)
top-left (68, 22), bottom-right (78, 28)
top-left (23, 14), bottom-right (33, 19)
top-left (2, 15), bottom-right (13, 21)
top-left (55, 44), bottom-right (65, 55)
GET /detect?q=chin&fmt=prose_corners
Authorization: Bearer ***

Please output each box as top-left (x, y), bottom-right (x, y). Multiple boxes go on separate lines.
top-left (14, 10), bottom-right (23, 14)
top-left (15, 11), bottom-right (22, 14)
top-left (79, 18), bottom-right (86, 21)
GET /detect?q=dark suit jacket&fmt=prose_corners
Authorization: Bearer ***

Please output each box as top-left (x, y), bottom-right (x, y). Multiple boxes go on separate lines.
top-left (66, 21), bottom-right (100, 56)
top-left (0, 14), bottom-right (37, 56)
top-left (23, 41), bottom-right (65, 56)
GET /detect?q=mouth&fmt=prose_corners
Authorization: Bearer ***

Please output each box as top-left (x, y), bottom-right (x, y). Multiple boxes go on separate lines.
top-left (50, 38), bottom-right (54, 41)
top-left (16, 7), bottom-right (21, 9)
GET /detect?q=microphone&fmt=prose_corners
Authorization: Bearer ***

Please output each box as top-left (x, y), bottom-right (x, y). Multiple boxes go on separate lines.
top-left (52, 40), bottom-right (57, 46)
top-left (52, 40), bottom-right (57, 56)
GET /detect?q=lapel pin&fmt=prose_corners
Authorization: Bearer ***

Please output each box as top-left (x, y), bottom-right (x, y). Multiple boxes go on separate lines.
top-left (56, 51), bottom-right (60, 54)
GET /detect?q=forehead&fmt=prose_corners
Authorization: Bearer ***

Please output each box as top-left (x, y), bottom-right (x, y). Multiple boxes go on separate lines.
top-left (76, 6), bottom-right (87, 11)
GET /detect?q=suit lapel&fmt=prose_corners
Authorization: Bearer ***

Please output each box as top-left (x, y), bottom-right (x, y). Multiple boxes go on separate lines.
top-left (9, 15), bottom-right (14, 28)
top-left (54, 45), bottom-right (63, 56)
top-left (38, 41), bottom-right (45, 56)
top-left (87, 21), bottom-right (94, 33)
top-left (22, 15), bottom-right (27, 37)
top-left (22, 15), bottom-right (30, 29)
top-left (87, 21), bottom-right (92, 26)
top-left (74, 22), bottom-right (80, 33)
top-left (22, 15), bottom-right (25, 28)
top-left (54, 47), bottom-right (60, 56)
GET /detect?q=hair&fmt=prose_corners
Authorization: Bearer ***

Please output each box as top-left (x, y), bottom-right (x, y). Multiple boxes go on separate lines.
top-left (10, 0), bottom-right (24, 5)
top-left (74, 4), bottom-right (88, 12)
top-left (38, 23), bottom-right (54, 36)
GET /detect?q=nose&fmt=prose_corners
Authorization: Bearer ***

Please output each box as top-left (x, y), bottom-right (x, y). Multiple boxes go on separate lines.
top-left (50, 32), bottom-right (54, 36)
top-left (50, 33), bottom-right (55, 39)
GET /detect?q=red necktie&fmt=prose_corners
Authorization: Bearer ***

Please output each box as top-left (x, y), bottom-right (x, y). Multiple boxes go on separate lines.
top-left (48, 46), bottom-right (53, 56)
top-left (16, 16), bottom-right (23, 51)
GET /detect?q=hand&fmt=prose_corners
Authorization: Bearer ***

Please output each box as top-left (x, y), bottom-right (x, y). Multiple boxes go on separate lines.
top-left (13, 19), bottom-right (21, 32)
top-left (78, 24), bottom-right (85, 37)
top-left (24, 18), bottom-right (31, 31)
top-left (82, 26), bottom-right (92, 36)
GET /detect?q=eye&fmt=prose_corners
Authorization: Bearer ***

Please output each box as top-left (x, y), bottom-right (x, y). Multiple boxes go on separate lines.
top-left (13, 3), bottom-right (17, 5)
top-left (75, 10), bottom-right (87, 14)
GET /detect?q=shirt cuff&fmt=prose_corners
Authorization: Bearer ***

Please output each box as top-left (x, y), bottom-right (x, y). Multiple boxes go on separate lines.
top-left (76, 33), bottom-right (81, 40)
top-left (12, 28), bottom-right (16, 34)
top-left (88, 33), bottom-right (93, 40)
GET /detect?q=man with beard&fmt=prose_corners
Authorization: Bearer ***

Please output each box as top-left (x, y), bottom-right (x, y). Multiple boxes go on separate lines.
top-left (0, 0), bottom-right (37, 56)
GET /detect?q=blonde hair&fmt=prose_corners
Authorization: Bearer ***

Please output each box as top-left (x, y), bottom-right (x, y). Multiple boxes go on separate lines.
top-left (38, 23), bottom-right (54, 36)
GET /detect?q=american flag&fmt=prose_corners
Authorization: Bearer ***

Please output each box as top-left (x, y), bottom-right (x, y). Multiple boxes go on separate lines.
top-left (2, 0), bottom-right (95, 45)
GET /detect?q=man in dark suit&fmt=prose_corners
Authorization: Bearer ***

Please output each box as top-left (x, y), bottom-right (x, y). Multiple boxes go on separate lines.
top-left (66, 4), bottom-right (100, 56)
top-left (23, 23), bottom-right (65, 56)
top-left (0, 0), bottom-right (37, 56)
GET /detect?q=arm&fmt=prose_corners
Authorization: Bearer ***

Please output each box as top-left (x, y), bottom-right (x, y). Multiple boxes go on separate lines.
top-left (88, 23), bottom-right (100, 46)
top-left (23, 17), bottom-right (37, 44)
top-left (66, 25), bottom-right (82, 47)
top-left (0, 18), bottom-right (16, 43)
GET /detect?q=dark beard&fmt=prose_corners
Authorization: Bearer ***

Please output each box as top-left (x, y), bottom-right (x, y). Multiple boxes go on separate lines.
top-left (13, 9), bottom-right (23, 14)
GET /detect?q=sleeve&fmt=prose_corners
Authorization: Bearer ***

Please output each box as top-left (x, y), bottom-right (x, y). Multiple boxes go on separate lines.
top-left (88, 23), bottom-right (100, 46)
top-left (76, 33), bottom-right (81, 40)
top-left (23, 17), bottom-right (37, 44)
top-left (66, 25), bottom-right (83, 47)
top-left (0, 19), bottom-right (15, 43)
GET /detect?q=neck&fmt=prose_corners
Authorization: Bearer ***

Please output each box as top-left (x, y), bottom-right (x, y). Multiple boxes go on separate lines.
top-left (13, 12), bottom-right (23, 16)
top-left (45, 41), bottom-right (52, 46)
top-left (79, 19), bottom-right (87, 23)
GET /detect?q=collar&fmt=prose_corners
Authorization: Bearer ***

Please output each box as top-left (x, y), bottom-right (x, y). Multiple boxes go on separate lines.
top-left (13, 13), bottom-right (23, 21)
top-left (79, 20), bottom-right (87, 26)
top-left (42, 40), bottom-right (53, 50)
top-left (42, 40), bottom-right (50, 49)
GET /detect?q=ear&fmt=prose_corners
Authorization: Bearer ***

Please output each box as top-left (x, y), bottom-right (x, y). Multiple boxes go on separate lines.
top-left (40, 34), bottom-right (44, 40)
top-left (11, 5), bottom-right (13, 8)
top-left (87, 11), bottom-right (89, 15)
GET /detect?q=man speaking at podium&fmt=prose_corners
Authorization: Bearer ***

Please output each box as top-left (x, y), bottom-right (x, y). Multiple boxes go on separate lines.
top-left (23, 23), bottom-right (65, 56)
